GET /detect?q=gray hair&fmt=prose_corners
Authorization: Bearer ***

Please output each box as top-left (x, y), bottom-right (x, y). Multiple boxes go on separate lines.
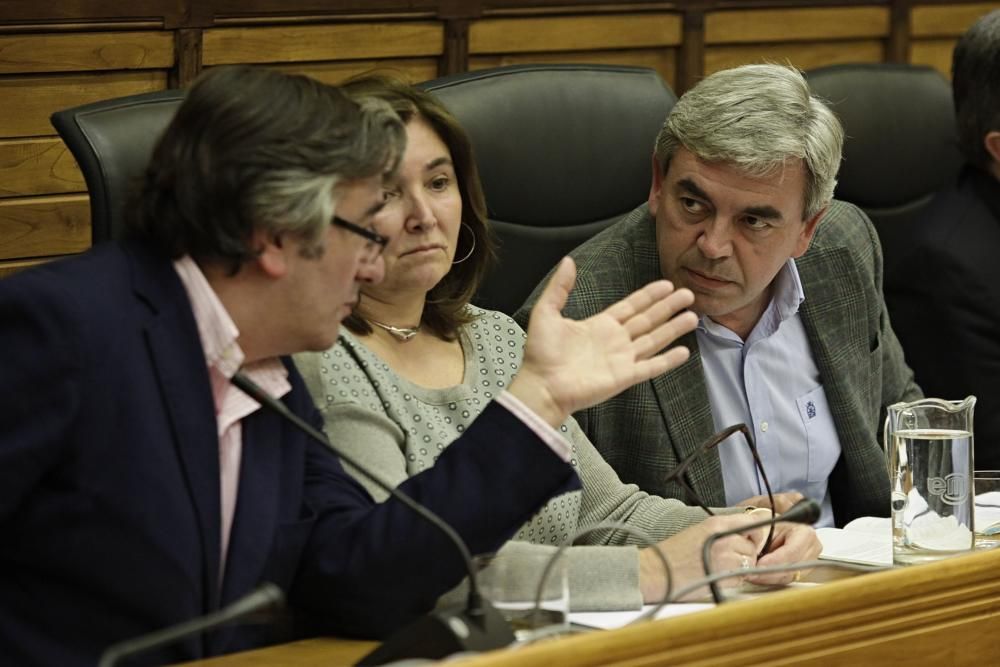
top-left (654, 64), bottom-right (843, 220)
top-left (130, 66), bottom-right (406, 271)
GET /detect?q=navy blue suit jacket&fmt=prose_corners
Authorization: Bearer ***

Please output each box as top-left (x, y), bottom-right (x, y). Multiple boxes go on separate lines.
top-left (0, 241), bottom-right (579, 666)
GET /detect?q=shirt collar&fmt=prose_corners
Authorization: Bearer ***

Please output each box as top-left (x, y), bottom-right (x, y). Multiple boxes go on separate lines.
top-left (698, 258), bottom-right (805, 342)
top-left (173, 255), bottom-right (245, 378)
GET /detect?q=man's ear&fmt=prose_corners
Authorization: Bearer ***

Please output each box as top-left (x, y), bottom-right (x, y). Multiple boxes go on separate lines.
top-left (252, 229), bottom-right (289, 279)
top-left (792, 206), bottom-right (826, 258)
top-left (984, 131), bottom-right (1000, 174)
top-left (648, 153), bottom-right (666, 216)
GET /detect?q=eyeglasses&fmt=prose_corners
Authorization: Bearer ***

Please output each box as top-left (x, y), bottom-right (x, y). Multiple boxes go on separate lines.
top-left (663, 423), bottom-right (775, 557)
top-left (331, 215), bottom-right (388, 264)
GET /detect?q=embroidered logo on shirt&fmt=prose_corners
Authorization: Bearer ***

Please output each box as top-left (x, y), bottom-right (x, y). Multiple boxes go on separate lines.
top-left (806, 400), bottom-right (817, 419)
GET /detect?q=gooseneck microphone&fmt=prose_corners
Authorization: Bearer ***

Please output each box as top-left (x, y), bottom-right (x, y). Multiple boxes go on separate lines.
top-left (97, 582), bottom-right (285, 667)
top-left (701, 498), bottom-right (822, 603)
top-left (230, 372), bottom-right (514, 666)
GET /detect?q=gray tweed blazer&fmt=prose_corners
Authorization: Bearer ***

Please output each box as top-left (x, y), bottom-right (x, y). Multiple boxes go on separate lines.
top-left (514, 200), bottom-right (922, 527)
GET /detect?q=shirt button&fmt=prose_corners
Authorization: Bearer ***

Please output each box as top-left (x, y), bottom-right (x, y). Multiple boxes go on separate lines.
top-left (760, 421), bottom-right (769, 432)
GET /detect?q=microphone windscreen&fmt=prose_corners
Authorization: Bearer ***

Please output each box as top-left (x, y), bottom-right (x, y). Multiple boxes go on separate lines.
top-left (784, 498), bottom-right (822, 524)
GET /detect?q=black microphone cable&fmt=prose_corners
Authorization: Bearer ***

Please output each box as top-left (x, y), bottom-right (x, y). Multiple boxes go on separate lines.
top-left (700, 498), bottom-right (823, 603)
top-left (231, 372), bottom-right (515, 665)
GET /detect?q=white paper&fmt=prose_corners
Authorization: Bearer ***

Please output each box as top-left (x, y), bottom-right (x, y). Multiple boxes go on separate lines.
top-left (569, 603), bottom-right (714, 630)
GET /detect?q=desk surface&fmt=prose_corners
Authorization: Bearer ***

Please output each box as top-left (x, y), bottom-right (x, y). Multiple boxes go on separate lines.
top-left (181, 548), bottom-right (1000, 666)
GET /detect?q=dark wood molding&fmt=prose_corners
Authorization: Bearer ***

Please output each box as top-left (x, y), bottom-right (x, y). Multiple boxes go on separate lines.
top-left (442, 18), bottom-right (469, 76)
top-left (887, 0), bottom-right (912, 63)
top-left (677, 6), bottom-right (705, 94)
top-left (171, 28), bottom-right (203, 87)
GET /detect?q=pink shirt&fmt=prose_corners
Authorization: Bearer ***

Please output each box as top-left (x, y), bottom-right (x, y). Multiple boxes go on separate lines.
top-left (173, 256), bottom-right (291, 575)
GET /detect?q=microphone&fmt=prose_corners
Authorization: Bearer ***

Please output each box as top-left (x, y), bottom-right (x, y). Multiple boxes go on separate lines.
top-left (230, 372), bottom-right (515, 666)
top-left (700, 498), bottom-right (822, 603)
top-left (97, 582), bottom-right (285, 667)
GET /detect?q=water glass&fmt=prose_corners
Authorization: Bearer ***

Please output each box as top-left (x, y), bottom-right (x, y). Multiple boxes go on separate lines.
top-left (473, 549), bottom-right (569, 640)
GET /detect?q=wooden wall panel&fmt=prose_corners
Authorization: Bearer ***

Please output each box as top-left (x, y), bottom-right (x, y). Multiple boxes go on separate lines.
top-left (469, 48), bottom-right (677, 90)
top-left (0, 195), bottom-right (90, 261)
top-left (202, 22), bottom-right (444, 65)
top-left (0, 71), bottom-right (168, 138)
top-left (910, 2), bottom-right (1000, 77)
top-left (911, 2), bottom-right (1000, 38)
top-left (0, 138), bottom-right (84, 198)
top-left (910, 38), bottom-right (960, 77)
top-left (705, 40), bottom-right (885, 76)
top-left (0, 31), bottom-right (173, 75)
top-left (705, 7), bottom-right (889, 44)
top-left (0, 257), bottom-right (49, 278)
top-left (468, 14), bottom-right (682, 54)
top-left (275, 58), bottom-right (440, 85)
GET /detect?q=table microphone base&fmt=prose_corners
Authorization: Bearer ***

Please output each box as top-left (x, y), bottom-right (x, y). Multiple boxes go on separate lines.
top-left (356, 603), bottom-right (515, 666)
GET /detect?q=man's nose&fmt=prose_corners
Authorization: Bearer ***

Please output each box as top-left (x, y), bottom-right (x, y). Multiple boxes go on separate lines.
top-left (696, 219), bottom-right (734, 259)
top-left (357, 253), bottom-right (385, 284)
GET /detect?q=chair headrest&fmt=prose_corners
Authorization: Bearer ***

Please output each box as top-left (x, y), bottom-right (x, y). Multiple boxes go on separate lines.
top-left (421, 64), bottom-right (676, 227)
top-left (51, 89), bottom-right (185, 242)
top-left (807, 63), bottom-right (962, 209)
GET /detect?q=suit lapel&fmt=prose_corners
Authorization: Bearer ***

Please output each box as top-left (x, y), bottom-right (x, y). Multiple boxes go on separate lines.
top-left (219, 408), bottom-right (282, 604)
top-left (132, 249), bottom-right (223, 609)
top-left (628, 213), bottom-right (725, 504)
top-left (797, 242), bottom-right (869, 454)
top-left (650, 333), bottom-right (726, 504)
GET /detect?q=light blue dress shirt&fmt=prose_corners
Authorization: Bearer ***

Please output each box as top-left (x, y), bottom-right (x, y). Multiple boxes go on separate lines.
top-left (697, 259), bottom-right (840, 527)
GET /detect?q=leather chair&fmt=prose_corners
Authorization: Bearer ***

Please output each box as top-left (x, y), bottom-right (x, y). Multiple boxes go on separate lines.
top-left (51, 89), bottom-right (185, 243)
top-left (421, 64), bottom-right (677, 314)
top-left (806, 63), bottom-right (962, 274)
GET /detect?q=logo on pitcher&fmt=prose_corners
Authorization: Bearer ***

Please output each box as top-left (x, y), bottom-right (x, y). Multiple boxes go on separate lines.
top-left (927, 473), bottom-right (969, 506)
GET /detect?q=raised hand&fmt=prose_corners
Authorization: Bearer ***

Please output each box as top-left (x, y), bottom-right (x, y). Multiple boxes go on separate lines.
top-left (509, 257), bottom-right (697, 427)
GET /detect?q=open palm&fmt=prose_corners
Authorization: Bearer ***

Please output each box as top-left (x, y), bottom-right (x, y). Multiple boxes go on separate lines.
top-left (511, 258), bottom-right (697, 426)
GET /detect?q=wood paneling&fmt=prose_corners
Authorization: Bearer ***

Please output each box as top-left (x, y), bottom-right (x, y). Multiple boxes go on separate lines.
top-left (706, 6), bottom-right (889, 44)
top-left (469, 13), bottom-right (682, 54)
top-left (202, 21), bottom-right (444, 65)
top-left (0, 138), bottom-right (84, 197)
top-left (0, 71), bottom-right (168, 138)
top-left (911, 38), bottom-right (960, 77)
top-left (0, 195), bottom-right (90, 261)
top-left (0, 31), bottom-right (173, 74)
top-left (911, 2), bottom-right (1000, 37)
top-left (705, 40), bottom-right (885, 75)
top-left (0, 257), bottom-right (50, 278)
top-left (470, 48), bottom-right (678, 89)
top-left (275, 57), bottom-right (440, 84)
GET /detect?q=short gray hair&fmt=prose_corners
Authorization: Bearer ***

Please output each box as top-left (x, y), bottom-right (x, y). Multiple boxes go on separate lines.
top-left (654, 64), bottom-right (843, 220)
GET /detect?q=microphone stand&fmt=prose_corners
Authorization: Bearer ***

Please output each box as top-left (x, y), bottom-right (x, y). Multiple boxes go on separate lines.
top-left (230, 372), bottom-right (515, 666)
top-left (98, 583), bottom-right (285, 667)
top-left (701, 498), bottom-right (822, 604)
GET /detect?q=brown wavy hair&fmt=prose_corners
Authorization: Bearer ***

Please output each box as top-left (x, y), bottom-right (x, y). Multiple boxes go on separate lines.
top-left (339, 73), bottom-right (496, 340)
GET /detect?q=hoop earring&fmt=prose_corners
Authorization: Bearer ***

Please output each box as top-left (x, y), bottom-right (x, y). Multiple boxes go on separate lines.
top-left (452, 222), bottom-right (476, 265)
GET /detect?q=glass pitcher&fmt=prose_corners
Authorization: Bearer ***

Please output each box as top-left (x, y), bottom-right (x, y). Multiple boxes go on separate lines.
top-left (884, 397), bottom-right (976, 565)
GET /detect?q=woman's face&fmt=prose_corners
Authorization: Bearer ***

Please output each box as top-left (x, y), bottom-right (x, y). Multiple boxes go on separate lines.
top-left (363, 116), bottom-right (463, 302)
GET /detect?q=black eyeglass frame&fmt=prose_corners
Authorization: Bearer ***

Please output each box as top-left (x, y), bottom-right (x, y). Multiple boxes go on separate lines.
top-left (331, 215), bottom-right (388, 261)
top-left (663, 423), bottom-right (776, 558)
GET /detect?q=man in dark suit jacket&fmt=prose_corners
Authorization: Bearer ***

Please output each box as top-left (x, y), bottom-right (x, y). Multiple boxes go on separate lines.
top-left (886, 10), bottom-right (1000, 471)
top-left (0, 65), bottom-right (700, 665)
top-left (517, 64), bottom-right (921, 529)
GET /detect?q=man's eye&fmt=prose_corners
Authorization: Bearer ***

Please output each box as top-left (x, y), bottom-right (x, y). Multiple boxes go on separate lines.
top-left (680, 197), bottom-right (706, 215)
top-left (382, 188), bottom-right (401, 201)
top-left (744, 217), bottom-right (769, 231)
